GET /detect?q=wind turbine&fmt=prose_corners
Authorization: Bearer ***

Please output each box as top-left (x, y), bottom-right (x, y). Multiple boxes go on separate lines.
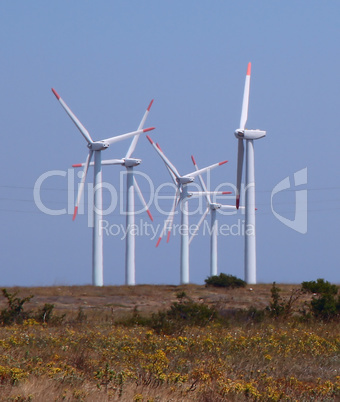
top-left (73, 100), bottom-right (154, 286)
top-left (189, 155), bottom-right (243, 277)
top-left (147, 136), bottom-right (230, 284)
top-left (52, 88), bottom-right (155, 286)
top-left (234, 62), bottom-right (266, 284)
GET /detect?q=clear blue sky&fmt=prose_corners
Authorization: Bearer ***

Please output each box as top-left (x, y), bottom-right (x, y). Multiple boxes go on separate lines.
top-left (0, 1), bottom-right (339, 286)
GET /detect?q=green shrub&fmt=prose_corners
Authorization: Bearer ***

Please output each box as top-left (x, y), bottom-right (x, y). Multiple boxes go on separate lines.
top-left (205, 273), bottom-right (246, 288)
top-left (302, 279), bottom-right (340, 320)
top-left (0, 288), bottom-right (34, 325)
top-left (150, 294), bottom-right (219, 334)
top-left (302, 278), bottom-right (338, 295)
top-left (266, 282), bottom-right (285, 318)
top-left (118, 292), bottom-right (220, 334)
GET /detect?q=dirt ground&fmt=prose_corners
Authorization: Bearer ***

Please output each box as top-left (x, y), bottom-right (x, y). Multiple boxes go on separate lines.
top-left (0, 283), bottom-right (313, 320)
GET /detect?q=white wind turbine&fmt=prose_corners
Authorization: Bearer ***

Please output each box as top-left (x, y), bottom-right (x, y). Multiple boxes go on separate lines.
top-left (52, 88), bottom-right (155, 286)
top-left (189, 155), bottom-right (243, 277)
top-left (234, 63), bottom-right (266, 284)
top-left (73, 100), bottom-right (154, 286)
top-left (147, 136), bottom-right (230, 284)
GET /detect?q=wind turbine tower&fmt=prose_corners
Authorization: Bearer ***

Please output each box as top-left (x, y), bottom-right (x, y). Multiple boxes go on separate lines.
top-left (234, 63), bottom-right (266, 284)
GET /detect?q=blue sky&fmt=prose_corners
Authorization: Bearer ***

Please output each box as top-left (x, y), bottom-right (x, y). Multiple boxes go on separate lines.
top-left (0, 1), bottom-right (339, 286)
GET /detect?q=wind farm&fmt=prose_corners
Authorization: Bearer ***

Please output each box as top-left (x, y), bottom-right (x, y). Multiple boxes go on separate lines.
top-left (48, 61), bottom-right (268, 287)
top-left (50, 63), bottom-right (265, 287)
top-left (2, 2), bottom-right (340, 400)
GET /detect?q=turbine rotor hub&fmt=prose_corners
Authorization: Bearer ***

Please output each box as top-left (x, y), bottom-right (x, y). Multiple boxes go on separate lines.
top-left (88, 142), bottom-right (110, 151)
top-left (123, 158), bottom-right (142, 167)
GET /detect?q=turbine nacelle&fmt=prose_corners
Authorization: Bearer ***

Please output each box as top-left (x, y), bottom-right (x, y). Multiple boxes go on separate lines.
top-left (234, 129), bottom-right (266, 140)
top-left (177, 177), bottom-right (194, 185)
top-left (210, 203), bottom-right (222, 210)
top-left (123, 158), bottom-right (142, 167)
top-left (88, 141), bottom-right (110, 151)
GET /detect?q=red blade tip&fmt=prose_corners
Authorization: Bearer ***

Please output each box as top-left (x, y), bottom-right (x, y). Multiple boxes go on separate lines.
top-left (219, 160), bottom-right (228, 166)
top-left (156, 237), bottom-right (162, 248)
top-left (51, 88), bottom-right (60, 100)
top-left (191, 155), bottom-right (196, 165)
top-left (147, 210), bottom-right (153, 222)
top-left (166, 231), bottom-right (171, 243)
top-left (247, 62), bottom-right (251, 76)
top-left (72, 163), bottom-right (82, 168)
top-left (147, 99), bottom-right (154, 111)
top-left (156, 143), bottom-right (163, 152)
top-left (146, 135), bottom-right (153, 144)
top-left (143, 127), bottom-right (155, 133)
top-left (72, 206), bottom-right (78, 221)
top-left (222, 191), bottom-right (232, 194)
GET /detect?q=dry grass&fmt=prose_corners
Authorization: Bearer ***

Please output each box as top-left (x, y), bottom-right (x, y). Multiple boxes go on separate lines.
top-left (0, 284), bottom-right (338, 401)
top-left (0, 283), bottom-right (314, 320)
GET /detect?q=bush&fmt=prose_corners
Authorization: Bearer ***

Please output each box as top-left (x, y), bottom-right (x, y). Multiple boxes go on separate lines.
top-left (0, 289), bottom-right (34, 325)
top-left (302, 278), bottom-right (338, 295)
top-left (118, 292), bottom-right (220, 334)
top-left (205, 273), bottom-right (246, 288)
top-left (302, 279), bottom-right (340, 320)
top-left (150, 293), bottom-right (219, 334)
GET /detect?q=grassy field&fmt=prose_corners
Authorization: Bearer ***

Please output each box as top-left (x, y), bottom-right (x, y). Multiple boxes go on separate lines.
top-left (0, 284), bottom-right (339, 401)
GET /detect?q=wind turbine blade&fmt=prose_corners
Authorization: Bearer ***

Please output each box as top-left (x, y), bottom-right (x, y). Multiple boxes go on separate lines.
top-left (103, 127), bottom-right (155, 145)
top-left (240, 62), bottom-right (251, 130)
top-left (73, 150), bottom-right (93, 220)
top-left (165, 189), bottom-right (180, 243)
top-left (126, 99), bottom-right (154, 159)
top-left (133, 176), bottom-right (153, 221)
top-left (100, 159), bottom-right (125, 166)
top-left (191, 155), bottom-right (211, 204)
top-left (146, 136), bottom-right (181, 179)
top-left (189, 191), bottom-right (232, 197)
top-left (189, 206), bottom-right (210, 245)
top-left (185, 160), bottom-right (228, 178)
top-left (156, 189), bottom-right (180, 247)
top-left (162, 157), bottom-right (178, 185)
top-left (219, 204), bottom-right (239, 210)
top-left (236, 138), bottom-right (244, 209)
top-left (51, 88), bottom-right (94, 145)
top-left (72, 159), bottom-right (124, 168)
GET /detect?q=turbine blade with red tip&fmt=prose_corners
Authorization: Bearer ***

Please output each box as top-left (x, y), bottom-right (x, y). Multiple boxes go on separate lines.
top-left (184, 160), bottom-right (228, 179)
top-left (103, 127), bottom-right (155, 145)
top-left (191, 155), bottom-right (211, 205)
top-left (240, 62), bottom-right (251, 130)
top-left (133, 176), bottom-right (153, 221)
top-left (51, 88), bottom-right (94, 145)
top-left (72, 159), bottom-right (124, 168)
top-left (156, 188), bottom-right (180, 247)
top-left (73, 150), bottom-right (93, 220)
top-left (126, 99), bottom-right (154, 159)
top-left (146, 136), bottom-right (181, 179)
